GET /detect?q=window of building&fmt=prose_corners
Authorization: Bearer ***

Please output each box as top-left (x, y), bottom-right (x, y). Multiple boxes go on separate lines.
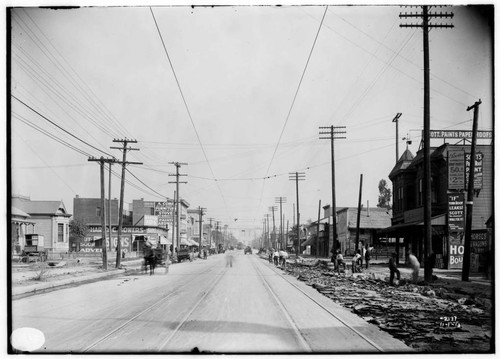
top-left (431, 176), bottom-right (438, 204)
top-left (58, 223), bottom-right (64, 242)
top-left (418, 179), bottom-right (423, 206)
top-left (398, 186), bottom-right (404, 211)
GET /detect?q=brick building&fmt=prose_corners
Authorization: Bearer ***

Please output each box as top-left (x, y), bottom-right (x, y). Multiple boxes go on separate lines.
top-left (385, 143), bottom-right (493, 270)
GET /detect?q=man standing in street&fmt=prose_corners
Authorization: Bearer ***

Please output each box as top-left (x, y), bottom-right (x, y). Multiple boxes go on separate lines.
top-left (408, 250), bottom-right (420, 283)
top-left (389, 252), bottom-right (400, 285)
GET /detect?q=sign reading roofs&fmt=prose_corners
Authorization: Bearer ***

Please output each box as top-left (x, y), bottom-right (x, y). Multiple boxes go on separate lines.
top-left (428, 130), bottom-right (492, 139)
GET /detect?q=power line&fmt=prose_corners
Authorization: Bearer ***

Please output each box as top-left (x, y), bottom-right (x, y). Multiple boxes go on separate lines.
top-left (149, 7), bottom-right (229, 217)
top-left (12, 95), bottom-right (115, 158)
top-left (265, 6), bottom-right (328, 177)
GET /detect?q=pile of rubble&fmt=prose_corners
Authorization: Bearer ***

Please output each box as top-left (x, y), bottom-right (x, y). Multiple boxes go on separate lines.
top-left (285, 258), bottom-right (492, 353)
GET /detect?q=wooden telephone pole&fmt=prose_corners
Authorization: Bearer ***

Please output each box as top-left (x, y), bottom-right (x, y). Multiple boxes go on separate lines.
top-left (462, 100), bottom-right (482, 281)
top-left (111, 139), bottom-right (142, 268)
top-left (88, 156), bottom-right (117, 270)
top-left (319, 126), bottom-right (346, 256)
top-left (400, 5), bottom-right (453, 282)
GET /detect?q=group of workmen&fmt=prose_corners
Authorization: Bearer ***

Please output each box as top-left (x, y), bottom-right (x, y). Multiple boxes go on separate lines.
top-left (332, 246), bottom-right (420, 285)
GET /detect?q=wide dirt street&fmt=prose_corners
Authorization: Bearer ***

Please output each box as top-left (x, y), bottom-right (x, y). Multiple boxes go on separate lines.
top-left (11, 251), bottom-right (410, 354)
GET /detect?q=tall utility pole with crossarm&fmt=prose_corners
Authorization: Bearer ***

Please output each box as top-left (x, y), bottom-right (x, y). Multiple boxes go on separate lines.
top-left (319, 126), bottom-right (346, 256)
top-left (111, 139), bottom-right (142, 269)
top-left (289, 172), bottom-right (305, 256)
top-left (168, 162), bottom-right (187, 254)
top-left (400, 5), bottom-right (453, 282)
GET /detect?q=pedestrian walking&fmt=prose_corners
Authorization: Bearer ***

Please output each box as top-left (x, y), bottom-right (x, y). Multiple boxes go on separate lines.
top-left (352, 250), bottom-right (362, 273)
top-left (408, 250), bottom-right (420, 283)
top-left (164, 246), bottom-right (171, 274)
top-left (365, 247), bottom-right (371, 269)
top-left (336, 250), bottom-right (346, 274)
top-left (225, 248), bottom-right (234, 267)
top-left (389, 252), bottom-right (400, 285)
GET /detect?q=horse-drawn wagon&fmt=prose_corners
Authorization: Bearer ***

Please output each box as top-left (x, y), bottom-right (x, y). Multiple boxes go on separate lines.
top-left (20, 234), bottom-right (46, 263)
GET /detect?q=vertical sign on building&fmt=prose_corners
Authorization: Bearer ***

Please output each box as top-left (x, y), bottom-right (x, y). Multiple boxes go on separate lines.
top-left (448, 232), bottom-right (464, 269)
top-left (465, 152), bottom-right (483, 190)
top-left (448, 192), bottom-right (464, 269)
top-left (448, 150), bottom-right (465, 190)
top-left (448, 192), bottom-right (465, 232)
top-left (154, 201), bottom-right (172, 229)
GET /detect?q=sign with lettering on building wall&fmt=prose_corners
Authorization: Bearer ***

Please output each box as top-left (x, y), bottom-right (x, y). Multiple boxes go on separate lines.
top-left (465, 152), bottom-right (483, 190)
top-left (428, 130), bottom-right (492, 139)
top-left (471, 231), bottom-right (488, 254)
top-left (154, 201), bottom-right (172, 228)
top-left (448, 232), bottom-right (464, 269)
top-left (448, 150), bottom-right (465, 190)
top-left (448, 192), bottom-right (464, 233)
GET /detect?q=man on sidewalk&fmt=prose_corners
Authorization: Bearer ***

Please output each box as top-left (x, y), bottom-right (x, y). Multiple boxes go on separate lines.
top-left (389, 252), bottom-right (400, 285)
top-left (408, 250), bottom-right (420, 283)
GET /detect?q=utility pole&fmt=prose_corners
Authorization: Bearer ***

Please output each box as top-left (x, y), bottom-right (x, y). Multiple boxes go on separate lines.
top-left (168, 162), bottom-right (188, 254)
top-left (275, 197), bottom-right (287, 250)
top-left (401, 5), bottom-right (453, 282)
top-left (392, 113), bottom-right (402, 162)
top-left (111, 139), bottom-right (142, 269)
top-left (269, 206), bottom-right (277, 249)
top-left (289, 172), bottom-right (305, 256)
top-left (355, 174), bottom-right (363, 252)
top-left (171, 190), bottom-right (176, 257)
top-left (319, 126), bottom-right (346, 256)
top-left (462, 100), bottom-right (482, 281)
top-left (216, 221), bottom-right (220, 252)
top-left (316, 200), bottom-right (321, 258)
top-left (266, 214), bottom-right (270, 249)
top-left (88, 156), bottom-right (116, 270)
top-left (108, 162), bottom-right (113, 253)
top-left (207, 218), bottom-right (214, 254)
top-left (197, 207), bottom-right (206, 258)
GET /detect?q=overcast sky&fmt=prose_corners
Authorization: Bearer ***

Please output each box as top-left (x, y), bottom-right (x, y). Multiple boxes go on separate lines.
top-left (9, 3), bottom-right (493, 241)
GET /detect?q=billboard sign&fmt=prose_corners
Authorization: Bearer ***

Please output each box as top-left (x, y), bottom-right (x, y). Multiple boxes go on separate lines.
top-left (448, 150), bottom-right (465, 190)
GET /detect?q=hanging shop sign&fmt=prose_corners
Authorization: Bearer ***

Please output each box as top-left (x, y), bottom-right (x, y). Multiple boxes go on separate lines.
top-left (448, 192), bottom-right (465, 233)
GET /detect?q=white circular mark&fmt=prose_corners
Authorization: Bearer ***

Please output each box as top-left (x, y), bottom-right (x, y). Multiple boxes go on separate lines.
top-left (11, 327), bottom-right (45, 352)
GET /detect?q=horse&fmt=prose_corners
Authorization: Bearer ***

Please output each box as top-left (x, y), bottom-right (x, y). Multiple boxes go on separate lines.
top-left (143, 247), bottom-right (157, 275)
top-left (278, 250), bottom-right (289, 269)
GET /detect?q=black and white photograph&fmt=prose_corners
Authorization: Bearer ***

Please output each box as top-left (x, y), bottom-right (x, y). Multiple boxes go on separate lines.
top-left (8, 1), bottom-right (494, 354)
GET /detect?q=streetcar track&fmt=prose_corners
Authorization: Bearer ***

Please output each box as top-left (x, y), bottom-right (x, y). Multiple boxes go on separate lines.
top-left (256, 256), bottom-right (383, 352)
top-left (82, 262), bottom-right (223, 352)
top-left (250, 257), bottom-right (313, 352)
top-left (156, 267), bottom-right (229, 351)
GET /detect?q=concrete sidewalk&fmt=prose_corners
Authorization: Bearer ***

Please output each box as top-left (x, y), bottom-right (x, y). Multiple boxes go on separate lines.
top-left (11, 258), bottom-right (146, 297)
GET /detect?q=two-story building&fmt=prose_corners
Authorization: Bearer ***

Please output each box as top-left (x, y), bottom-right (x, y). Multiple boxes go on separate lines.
top-left (386, 143), bottom-right (493, 270)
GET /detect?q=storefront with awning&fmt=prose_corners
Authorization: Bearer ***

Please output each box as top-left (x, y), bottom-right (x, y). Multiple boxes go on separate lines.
top-left (380, 214), bottom-right (447, 268)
